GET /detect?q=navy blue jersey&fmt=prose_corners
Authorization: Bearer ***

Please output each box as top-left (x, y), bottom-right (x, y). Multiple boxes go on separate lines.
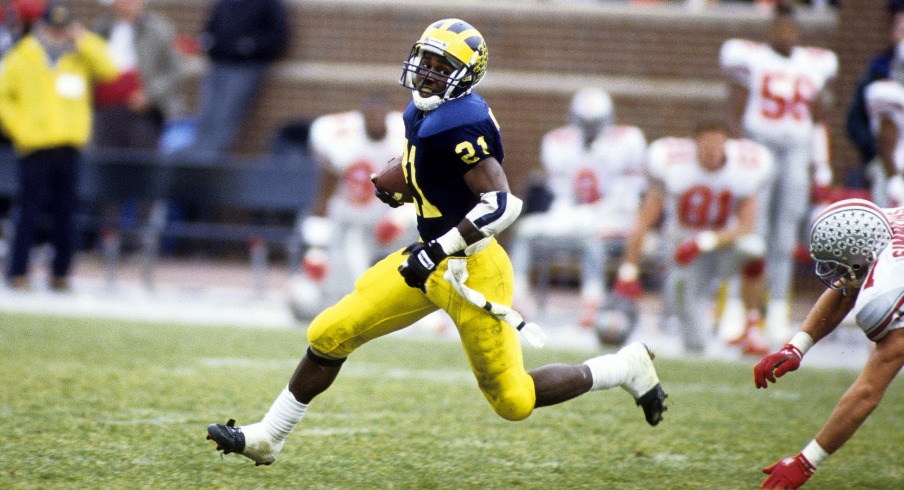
top-left (401, 93), bottom-right (504, 241)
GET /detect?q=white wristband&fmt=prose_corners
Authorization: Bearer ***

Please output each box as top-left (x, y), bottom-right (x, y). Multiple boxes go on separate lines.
top-left (696, 230), bottom-right (718, 253)
top-left (788, 331), bottom-right (815, 357)
top-left (618, 263), bottom-right (639, 281)
top-left (436, 227), bottom-right (467, 256)
top-left (801, 439), bottom-right (829, 467)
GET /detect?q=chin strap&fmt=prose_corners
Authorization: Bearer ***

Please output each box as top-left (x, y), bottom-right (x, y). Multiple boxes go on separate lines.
top-left (444, 258), bottom-right (546, 348)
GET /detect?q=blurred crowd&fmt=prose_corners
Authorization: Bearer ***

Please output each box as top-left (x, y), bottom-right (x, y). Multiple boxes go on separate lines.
top-left (0, 0), bottom-right (896, 358)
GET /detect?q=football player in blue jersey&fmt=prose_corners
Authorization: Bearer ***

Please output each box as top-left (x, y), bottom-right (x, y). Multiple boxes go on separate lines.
top-left (207, 19), bottom-right (667, 466)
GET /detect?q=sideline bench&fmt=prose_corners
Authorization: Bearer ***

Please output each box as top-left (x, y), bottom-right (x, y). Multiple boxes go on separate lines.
top-left (0, 145), bottom-right (319, 294)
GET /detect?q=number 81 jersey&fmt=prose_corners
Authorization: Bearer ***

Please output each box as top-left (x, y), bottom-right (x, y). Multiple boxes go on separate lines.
top-left (720, 39), bottom-right (837, 146)
top-left (646, 136), bottom-right (774, 243)
top-left (401, 92), bottom-right (504, 242)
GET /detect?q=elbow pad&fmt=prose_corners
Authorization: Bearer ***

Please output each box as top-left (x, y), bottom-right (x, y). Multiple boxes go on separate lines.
top-left (465, 191), bottom-right (523, 238)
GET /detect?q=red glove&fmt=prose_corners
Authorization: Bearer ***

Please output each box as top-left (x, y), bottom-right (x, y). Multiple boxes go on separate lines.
top-left (613, 278), bottom-right (644, 301)
top-left (302, 248), bottom-right (328, 282)
top-left (810, 184), bottom-right (832, 204)
top-left (673, 239), bottom-right (701, 265)
top-left (754, 344), bottom-right (803, 389)
top-left (374, 216), bottom-right (404, 245)
top-left (761, 454), bottom-right (815, 489)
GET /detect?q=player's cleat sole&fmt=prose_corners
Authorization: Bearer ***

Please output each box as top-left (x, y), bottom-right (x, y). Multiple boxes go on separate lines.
top-left (636, 384), bottom-right (668, 426)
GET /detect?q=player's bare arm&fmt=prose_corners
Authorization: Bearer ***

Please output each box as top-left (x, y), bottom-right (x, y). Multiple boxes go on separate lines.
top-left (814, 328), bottom-right (904, 454)
top-left (797, 287), bottom-right (858, 344)
top-left (621, 184), bottom-right (665, 267)
top-left (877, 115), bottom-right (899, 177)
top-left (726, 83), bottom-right (748, 138)
top-left (310, 158), bottom-right (340, 217)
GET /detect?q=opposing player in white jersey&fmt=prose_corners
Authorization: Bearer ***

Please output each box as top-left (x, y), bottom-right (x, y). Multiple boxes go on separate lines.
top-left (865, 43), bottom-right (904, 208)
top-left (509, 88), bottom-right (646, 328)
top-left (288, 93), bottom-right (416, 319)
top-left (754, 199), bottom-right (904, 489)
top-left (720, 3), bottom-right (838, 345)
top-left (614, 122), bottom-right (773, 354)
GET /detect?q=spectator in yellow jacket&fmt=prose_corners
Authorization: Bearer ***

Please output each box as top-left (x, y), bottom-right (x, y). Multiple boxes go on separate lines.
top-left (0, 1), bottom-right (117, 291)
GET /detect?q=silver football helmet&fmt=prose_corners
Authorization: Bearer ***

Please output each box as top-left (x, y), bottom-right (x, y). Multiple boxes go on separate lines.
top-left (570, 88), bottom-right (613, 147)
top-left (595, 291), bottom-right (639, 347)
top-left (809, 198), bottom-right (893, 292)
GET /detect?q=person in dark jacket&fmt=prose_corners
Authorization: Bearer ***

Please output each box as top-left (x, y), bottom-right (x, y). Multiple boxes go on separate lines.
top-left (844, 0), bottom-right (904, 191)
top-left (181, 0), bottom-right (290, 163)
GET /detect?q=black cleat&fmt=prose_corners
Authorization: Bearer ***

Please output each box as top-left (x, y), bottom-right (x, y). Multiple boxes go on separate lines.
top-left (206, 418), bottom-right (279, 466)
top-left (207, 419), bottom-right (246, 456)
top-left (636, 384), bottom-right (668, 426)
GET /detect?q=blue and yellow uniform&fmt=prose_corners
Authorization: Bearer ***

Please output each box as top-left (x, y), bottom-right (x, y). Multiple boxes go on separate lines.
top-left (307, 92), bottom-right (536, 421)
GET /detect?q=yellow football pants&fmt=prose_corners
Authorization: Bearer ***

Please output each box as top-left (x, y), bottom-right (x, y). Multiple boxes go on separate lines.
top-left (307, 239), bottom-right (536, 421)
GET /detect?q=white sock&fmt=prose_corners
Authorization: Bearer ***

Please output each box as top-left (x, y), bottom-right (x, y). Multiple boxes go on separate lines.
top-left (583, 354), bottom-right (630, 391)
top-left (260, 386), bottom-right (308, 442)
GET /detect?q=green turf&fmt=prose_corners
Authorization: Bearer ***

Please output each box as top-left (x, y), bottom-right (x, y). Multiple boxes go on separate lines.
top-left (0, 312), bottom-right (901, 489)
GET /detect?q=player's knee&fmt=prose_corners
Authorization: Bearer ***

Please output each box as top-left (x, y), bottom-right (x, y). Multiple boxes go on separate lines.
top-left (742, 258), bottom-right (765, 279)
top-left (489, 389), bottom-right (534, 421)
top-left (306, 312), bottom-right (349, 359)
top-left (481, 375), bottom-right (535, 421)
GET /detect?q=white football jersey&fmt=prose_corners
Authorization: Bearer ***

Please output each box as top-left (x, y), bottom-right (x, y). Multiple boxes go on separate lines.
top-left (646, 136), bottom-right (774, 243)
top-left (540, 124), bottom-right (646, 212)
top-left (865, 79), bottom-right (904, 173)
top-left (308, 110), bottom-right (405, 213)
top-left (720, 39), bottom-right (838, 146)
top-left (854, 205), bottom-right (904, 342)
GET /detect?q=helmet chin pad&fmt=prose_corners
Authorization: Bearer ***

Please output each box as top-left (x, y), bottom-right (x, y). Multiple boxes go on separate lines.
top-left (412, 91), bottom-right (444, 111)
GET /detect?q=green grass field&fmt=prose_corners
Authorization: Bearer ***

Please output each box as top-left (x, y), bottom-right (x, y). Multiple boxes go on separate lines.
top-left (1, 311), bottom-right (901, 489)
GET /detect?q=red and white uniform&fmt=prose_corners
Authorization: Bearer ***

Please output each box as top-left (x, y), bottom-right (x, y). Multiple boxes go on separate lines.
top-left (309, 110), bottom-right (406, 223)
top-left (511, 124), bottom-right (646, 306)
top-left (306, 110), bottom-right (414, 300)
top-left (541, 124), bottom-right (647, 218)
top-left (720, 38), bottom-right (838, 313)
top-left (720, 39), bottom-right (837, 148)
top-left (647, 136), bottom-right (774, 351)
top-left (854, 206), bottom-right (904, 341)
top-left (648, 137), bottom-right (772, 243)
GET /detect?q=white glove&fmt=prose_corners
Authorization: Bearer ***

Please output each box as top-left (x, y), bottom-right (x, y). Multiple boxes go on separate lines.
top-left (887, 174), bottom-right (904, 207)
top-left (301, 216), bottom-right (334, 248)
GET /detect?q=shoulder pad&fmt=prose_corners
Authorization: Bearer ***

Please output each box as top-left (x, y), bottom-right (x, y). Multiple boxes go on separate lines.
top-left (419, 94), bottom-right (492, 138)
top-left (855, 288), bottom-right (904, 341)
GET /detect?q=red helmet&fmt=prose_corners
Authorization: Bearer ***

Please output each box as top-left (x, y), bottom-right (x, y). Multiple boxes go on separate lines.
top-left (12, 0), bottom-right (47, 24)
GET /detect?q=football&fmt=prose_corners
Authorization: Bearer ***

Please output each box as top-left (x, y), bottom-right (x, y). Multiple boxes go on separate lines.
top-left (373, 157), bottom-right (411, 203)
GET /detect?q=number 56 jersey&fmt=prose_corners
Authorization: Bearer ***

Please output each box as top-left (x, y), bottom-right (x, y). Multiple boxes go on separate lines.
top-left (646, 136), bottom-right (774, 244)
top-left (720, 39), bottom-right (837, 147)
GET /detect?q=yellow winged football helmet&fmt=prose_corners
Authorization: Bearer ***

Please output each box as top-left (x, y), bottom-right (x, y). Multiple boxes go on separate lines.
top-left (400, 19), bottom-right (488, 111)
